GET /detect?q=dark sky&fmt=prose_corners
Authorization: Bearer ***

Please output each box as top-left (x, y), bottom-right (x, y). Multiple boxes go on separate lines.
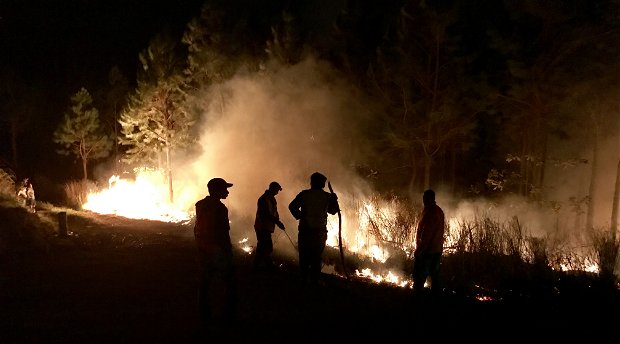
top-left (0, 0), bottom-right (206, 184)
top-left (1, 0), bottom-right (205, 90)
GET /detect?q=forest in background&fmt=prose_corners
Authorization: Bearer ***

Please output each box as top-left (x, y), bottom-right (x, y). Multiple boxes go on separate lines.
top-left (0, 0), bottom-right (619, 237)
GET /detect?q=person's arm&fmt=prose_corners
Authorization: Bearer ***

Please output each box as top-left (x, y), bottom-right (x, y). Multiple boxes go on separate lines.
top-left (327, 193), bottom-right (339, 215)
top-left (288, 194), bottom-right (302, 220)
top-left (415, 208), bottom-right (428, 247)
top-left (273, 204), bottom-right (285, 229)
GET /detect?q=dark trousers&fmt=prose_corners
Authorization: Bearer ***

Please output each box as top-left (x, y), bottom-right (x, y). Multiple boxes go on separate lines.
top-left (412, 252), bottom-right (442, 293)
top-left (254, 230), bottom-right (274, 268)
top-left (298, 229), bottom-right (327, 285)
top-left (198, 251), bottom-right (237, 323)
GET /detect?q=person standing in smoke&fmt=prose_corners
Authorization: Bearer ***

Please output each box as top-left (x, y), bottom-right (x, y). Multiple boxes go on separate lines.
top-left (253, 181), bottom-right (286, 271)
top-left (288, 172), bottom-right (339, 286)
top-left (412, 189), bottom-right (446, 295)
top-left (194, 177), bottom-right (237, 326)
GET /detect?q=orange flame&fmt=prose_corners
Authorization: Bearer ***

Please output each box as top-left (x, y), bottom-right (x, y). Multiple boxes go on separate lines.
top-left (83, 172), bottom-right (191, 223)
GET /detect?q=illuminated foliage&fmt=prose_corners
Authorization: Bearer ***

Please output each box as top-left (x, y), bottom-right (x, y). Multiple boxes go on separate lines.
top-left (53, 88), bottom-right (113, 181)
top-left (119, 32), bottom-right (196, 203)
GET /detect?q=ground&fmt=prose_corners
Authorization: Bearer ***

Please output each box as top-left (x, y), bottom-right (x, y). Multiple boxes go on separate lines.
top-left (1, 209), bottom-right (619, 343)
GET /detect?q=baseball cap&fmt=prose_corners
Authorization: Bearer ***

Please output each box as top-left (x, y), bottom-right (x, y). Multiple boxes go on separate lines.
top-left (207, 178), bottom-right (233, 190)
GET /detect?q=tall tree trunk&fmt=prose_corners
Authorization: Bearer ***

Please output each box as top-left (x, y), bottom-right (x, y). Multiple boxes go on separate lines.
top-left (165, 143), bottom-right (173, 204)
top-left (407, 149), bottom-right (418, 200)
top-left (450, 148), bottom-right (456, 194)
top-left (113, 106), bottom-right (119, 174)
top-left (611, 159), bottom-right (620, 240)
top-left (534, 131), bottom-right (549, 201)
top-left (423, 153), bottom-right (431, 190)
top-left (82, 158), bottom-right (88, 181)
top-left (586, 126), bottom-right (600, 231)
top-left (519, 137), bottom-right (527, 196)
top-left (10, 120), bottom-right (18, 171)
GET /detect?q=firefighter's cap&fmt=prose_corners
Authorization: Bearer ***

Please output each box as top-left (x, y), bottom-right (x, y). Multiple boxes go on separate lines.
top-left (207, 177), bottom-right (233, 190)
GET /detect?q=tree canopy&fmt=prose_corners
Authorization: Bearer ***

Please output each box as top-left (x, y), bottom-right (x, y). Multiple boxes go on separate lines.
top-left (53, 87), bottom-right (113, 180)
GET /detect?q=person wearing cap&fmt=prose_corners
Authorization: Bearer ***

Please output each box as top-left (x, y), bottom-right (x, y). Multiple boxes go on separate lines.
top-left (253, 181), bottom-right (286, 271)
top-left (288, 172), bottom-right (339, 286)
top-left (194, 177), bottom-right (236, 326)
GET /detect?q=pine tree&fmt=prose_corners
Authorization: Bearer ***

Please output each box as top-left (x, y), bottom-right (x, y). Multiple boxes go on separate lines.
top-left (53, 87), bottom-right (113, 180)
top-left (119, 32), bottom-right (195, 203)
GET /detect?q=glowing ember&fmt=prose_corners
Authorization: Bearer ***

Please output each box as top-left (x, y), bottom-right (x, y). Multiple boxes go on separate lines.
top-left (475, 295), bottom-right (495, 302)
top-left (355, 268), bottom-right (412, 288)
top-left (239, 237), bottom-right (253, 253)
top-left (83, 169), bottom-right (608, 291)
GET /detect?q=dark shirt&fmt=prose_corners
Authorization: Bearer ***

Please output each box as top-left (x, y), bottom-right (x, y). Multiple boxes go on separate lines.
top-left (254, 190), bottom-right (280, 233)
top-left (415, 203), bottom-right (445, 254)
top-left (194, 195), bottom-right (232, 255)
top-left (288, 188), bottom-right (339, 230)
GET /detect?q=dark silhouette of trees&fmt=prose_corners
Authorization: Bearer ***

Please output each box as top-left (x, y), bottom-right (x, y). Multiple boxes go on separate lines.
top-left (490, 0), bottom-right (618, 200)
top-left (0, 68), bottom-right (35, 173)
top-left (103, 66), bottom-right (130, 175)
top-left (364, 1), bottom-right (480, 197)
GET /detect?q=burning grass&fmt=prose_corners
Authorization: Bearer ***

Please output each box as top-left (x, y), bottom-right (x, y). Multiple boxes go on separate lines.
top-left (1, 165), bottom-right (618, 299)
top-left (329, 195), bottom-right (619, 298)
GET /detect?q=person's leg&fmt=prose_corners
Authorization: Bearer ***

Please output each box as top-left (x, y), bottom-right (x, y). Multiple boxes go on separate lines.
top-left (254, 231), bottom-right (268, 268)
top-left (222, 256), bottom-right (237, 322)
top-left (428, 253), bottom-right (442, 294)
top-left (198, 255), bottom-right (213, 323)
top-left (305, 232), bottom-right (326, 285)
top-left (265, 234), bottom-right (274, 268)
top-left (412, 254), bottom-right (430, 292)
top-left (313, 232), bottom-right (327, 283)
top-left (298, 232), bottom-right (309, 284)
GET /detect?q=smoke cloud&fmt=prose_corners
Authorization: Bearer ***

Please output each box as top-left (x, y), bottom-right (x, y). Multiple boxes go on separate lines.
top-left (174, 57), bottom-right (375, 249)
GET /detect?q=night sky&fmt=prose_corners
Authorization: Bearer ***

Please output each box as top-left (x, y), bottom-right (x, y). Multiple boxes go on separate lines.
top-left (1, 0), bottom-right (204, 86)
top-left (0, 0), bottom-right (205, 184)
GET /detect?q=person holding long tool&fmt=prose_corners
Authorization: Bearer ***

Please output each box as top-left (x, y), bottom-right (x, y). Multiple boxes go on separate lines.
top-left (253, 181), bottom-right (286, 272)
top-left (288, 172), bottom-right (339, 286)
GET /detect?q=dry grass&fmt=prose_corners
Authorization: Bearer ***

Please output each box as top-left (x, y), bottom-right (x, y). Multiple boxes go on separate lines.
top-left (62, 179), bottom-right (98, 209)
top-left (356, 195), bottom-right (619, 295)
top-left (2, 176), bottom-right (618, 297)
top-left (0, 168), bottom-right (17, 197)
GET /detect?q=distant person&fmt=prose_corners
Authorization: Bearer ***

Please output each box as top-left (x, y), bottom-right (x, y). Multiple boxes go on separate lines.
top-left (253, 181), bottom-right (286, 271)
top-left (412, 189), bottom-right (446, 295)
top-left (26, 182), bottom-right (36, 213)
top-left (16, 177), bottom-right (35, 213)
top-left (288, 172), bottom-right (339, 286)
top-left (193, 177), bottom-right (237, 326)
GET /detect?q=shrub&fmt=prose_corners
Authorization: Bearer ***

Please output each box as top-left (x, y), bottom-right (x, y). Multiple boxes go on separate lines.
top-left (0, 168), bottom-right (17, 198)
top-left (63, 179), bottom-right (98, 209)
top-left (589, 228), bottom-right (619, 287)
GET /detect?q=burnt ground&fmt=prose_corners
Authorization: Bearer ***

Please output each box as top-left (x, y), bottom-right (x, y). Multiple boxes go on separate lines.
top-left (1, 210), bottom-right (619, 343)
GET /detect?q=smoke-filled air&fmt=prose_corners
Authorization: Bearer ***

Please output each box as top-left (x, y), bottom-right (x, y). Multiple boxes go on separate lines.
top-left (82, 55), bottom-right (620, 284)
